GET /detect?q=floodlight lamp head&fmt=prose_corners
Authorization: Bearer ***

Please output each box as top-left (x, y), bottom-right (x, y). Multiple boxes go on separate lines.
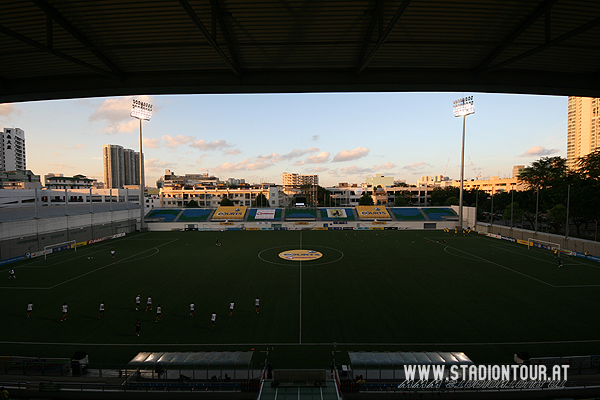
top-left (131, 99), bottom-right (153, 120)
top-left (453, 96), bottom-right (475, 117)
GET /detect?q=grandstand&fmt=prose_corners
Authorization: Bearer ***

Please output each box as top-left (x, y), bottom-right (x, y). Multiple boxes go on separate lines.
top-left (389, 207), bottom-right (426, 221)
top-left (177, 208), bottom-right (213, 222)
top-left (145, 209), bottom-right (182, 222)
top-left (421, 207), bottom-right (458, 221)
top-left (284, 208), bottom-right (318, 221)
top-left (319, 208), bottom-right (356, 221)
top-left (246, 208), bottom-right (283, 221)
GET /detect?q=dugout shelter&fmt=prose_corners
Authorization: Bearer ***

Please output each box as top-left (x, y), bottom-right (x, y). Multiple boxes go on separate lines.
top-left (347, 351), bottom-right (474, 380)
top-left (126, 351), bottom-right (256, 382)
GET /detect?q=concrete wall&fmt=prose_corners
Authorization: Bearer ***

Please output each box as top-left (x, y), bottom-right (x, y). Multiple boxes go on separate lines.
top-left (476, 223), bottom-right (600, 256)
top-left (0, 209), bottom-right (139, 261)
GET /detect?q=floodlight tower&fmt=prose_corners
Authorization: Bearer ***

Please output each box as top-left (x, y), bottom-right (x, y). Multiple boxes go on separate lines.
top-left (453, 96), bottom-right (474, 230)
top-left (131, 98), bottom-right (153, 231)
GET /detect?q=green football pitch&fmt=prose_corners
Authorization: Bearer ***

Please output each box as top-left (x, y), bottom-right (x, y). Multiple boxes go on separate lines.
top-left (2, 230), bottom-right (600, 369)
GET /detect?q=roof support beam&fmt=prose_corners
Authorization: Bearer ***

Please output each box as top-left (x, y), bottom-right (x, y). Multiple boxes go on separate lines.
top-left (356, 0), bottom-right (384, 73)
top-left (179, 0), bottom-right (241, 76)
top-left (475, 0), bottom-right (559, 73)
top-left (31, 0), bottom-right (123, 77)
top-left (46, 15), bottom-right (53, 49)
top-left (208, 0), bottom-right (240, 72)
top-left (482, 16), bottom-right (600, 74)
top-left (0, 24), bottom-right (120, 79)
top-left (356, 0), bottom-right (412, 76)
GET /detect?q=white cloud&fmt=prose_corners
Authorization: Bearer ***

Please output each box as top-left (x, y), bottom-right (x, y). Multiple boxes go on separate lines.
top-left (145, 158), bottom-right (177, 172)
top-left (143, 138), bottom-right (160, 148)
top-left (332, 147), bottom-right (370, 162)
top-left (310, 167), bottom-right (329, 173)
top-left (0, 103), bottom-right (20, 117)
top-left (328, 165), bottom-right (373, 177)
top-left (190, 139), bottom-right (233, 151)
top-left (89, 96), bottom-right (153, 134)
top-left (402, 161), bottom-right (428, 170)
top-left (225, 148), bottom-right (242, 155)
top-left (162, 135), bottom-right (195, 149)
top-left (48, 162), bottom-right (70, 170)
top-left (280, 147), bottom-right (320, 160)
top-left (305, 151), bottom-right (330, 164)
top-left (212, 154), bottom-right (279, 173)
top-left (521, 146), bottom-right (559, 157)
top-left (373, 162), bottom-right (396, 170)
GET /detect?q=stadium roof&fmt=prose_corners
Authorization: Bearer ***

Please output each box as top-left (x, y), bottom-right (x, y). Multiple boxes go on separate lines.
top-left (2, 0), bottom-right (600, 103)
top-left (0, 203), bottom-right (135, 222)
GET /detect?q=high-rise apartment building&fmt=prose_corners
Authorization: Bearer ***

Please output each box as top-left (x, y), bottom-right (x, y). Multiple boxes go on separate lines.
top-left (103, 144), bottom-right (140, 188)
top-left (567, 96), bottom-right (600, 170)
top-left (1, 128), bottom-right (26, 171)
top-left (282, 172), bottom-right (318, 188)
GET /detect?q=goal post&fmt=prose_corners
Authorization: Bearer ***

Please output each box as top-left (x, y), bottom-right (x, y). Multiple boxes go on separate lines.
top-left (527, 238), bottom-right (560, 252)
top-left (44, 240), bottom-right (77, 259)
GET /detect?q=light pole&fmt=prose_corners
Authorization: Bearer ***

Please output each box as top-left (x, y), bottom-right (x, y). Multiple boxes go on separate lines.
top-left (453, 96), bottom-right (474, 229)
top-left (131, 98), bottom-right (153, 231)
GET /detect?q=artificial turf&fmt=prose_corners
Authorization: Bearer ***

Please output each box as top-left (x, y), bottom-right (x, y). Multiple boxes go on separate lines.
top-left (2, 230), bottom-right (600, 369)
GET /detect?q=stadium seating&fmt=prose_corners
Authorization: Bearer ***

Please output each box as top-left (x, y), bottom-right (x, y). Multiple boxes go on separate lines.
top-left (421, 207), bottom-right (458, 221)
top-left (246, 208), bottom-right (283, 221)
top-left (177, 209), bottom-right (213, 222)
top-left (389, 208), bottom-right (426, 221)
top-left (284, 208), bottom-right (318, 220)
top-left (145, 209), bottom-right (182, 222)
top-left (319, 208), bottom-right (356, 221)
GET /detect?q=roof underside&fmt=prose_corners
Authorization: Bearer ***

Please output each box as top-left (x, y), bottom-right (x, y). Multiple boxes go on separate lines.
top-left (1, 0), bottom-right (600, 103)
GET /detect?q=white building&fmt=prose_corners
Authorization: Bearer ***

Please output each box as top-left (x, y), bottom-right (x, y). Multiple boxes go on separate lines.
top-left (103, 144), bottom-right (140, 188)
top-left (159, 184), bottom-right (287, 208)
top-left (0, 187), bottom-right (143, 208)
top-left (417, 175), bottom-right (450, 185)
top-left (45, 174), bottom-right (95, 190)
top-left (365, 174), bottom-right (395, 187)
top-left (282, 172), bottom-right (318, 188)
top-left (1, 128), bottom-right (26, 171)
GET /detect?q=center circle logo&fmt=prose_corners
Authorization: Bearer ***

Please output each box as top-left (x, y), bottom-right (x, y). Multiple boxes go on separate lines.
top-left (278, 249), bottom-right (323, 261)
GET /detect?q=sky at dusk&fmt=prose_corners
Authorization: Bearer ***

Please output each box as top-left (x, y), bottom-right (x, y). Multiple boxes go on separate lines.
top-left (0, 92), bottom-right (567, 187)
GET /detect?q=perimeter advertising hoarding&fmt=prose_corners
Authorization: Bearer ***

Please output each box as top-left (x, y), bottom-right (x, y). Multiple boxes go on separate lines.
top-left (212, 206), bottom-right (247, 220)
top-left (255, 209), bottom-right (276, 219)
top-left (326, 208), bottom-right (347, 218)
top-left (356, 206), bottom-right (391, 219)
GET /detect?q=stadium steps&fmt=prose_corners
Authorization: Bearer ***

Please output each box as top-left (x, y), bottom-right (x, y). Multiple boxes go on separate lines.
top-left (172, 209), bottom-right (186, 222)
top-left (418, 208), bottom-right (429, 220)
top-left (386, 207), bottom-right (397, 221)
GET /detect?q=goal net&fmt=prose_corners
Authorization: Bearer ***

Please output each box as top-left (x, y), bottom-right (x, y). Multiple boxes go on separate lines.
top-left (44, 240), bottom-right (77, 259)
top-left (527, 238), bottom-right (560, 252)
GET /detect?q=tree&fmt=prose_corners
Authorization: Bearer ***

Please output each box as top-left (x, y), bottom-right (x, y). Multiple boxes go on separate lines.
top-left (518, 156), bottom-right (567, 190)
top-left (502, 201), bottom-right (524, 225)
top-left (220, 195), bottom-right (234, 206)
top-left (185, 200), bottom-right (199, 208)
top-left (548, 204), bottom-right (567, 234)
top-left (430, 187), bottom-right (459, 206)
top-left (444, 196), bottom-right (459, 206)
top-left (358, 191), bottom-right (374, 205)
top-left (394, 191), bottom-right (411, 206)
top-left (576, 150), bottom-right (600, 181)
top-left (253, 193), bottom-right (269, 207)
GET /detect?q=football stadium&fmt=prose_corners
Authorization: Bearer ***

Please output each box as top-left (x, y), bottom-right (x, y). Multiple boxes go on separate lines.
top-left (2, 203), bottom-right (600, 399)
top-left (3, 1), bottom-right (600, 398)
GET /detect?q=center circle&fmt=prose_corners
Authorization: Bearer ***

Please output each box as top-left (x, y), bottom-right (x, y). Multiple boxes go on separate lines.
top-left (258, 245), bottom-right (344, 266)
top-left (278, 249), bottom-right (323, 261)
